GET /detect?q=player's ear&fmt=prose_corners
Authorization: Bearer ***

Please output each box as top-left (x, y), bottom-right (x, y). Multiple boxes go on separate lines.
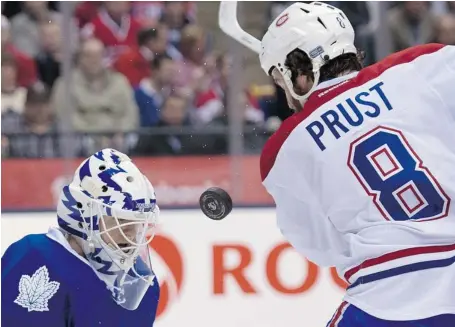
top-left (294, 74), bottom-right (313, 96)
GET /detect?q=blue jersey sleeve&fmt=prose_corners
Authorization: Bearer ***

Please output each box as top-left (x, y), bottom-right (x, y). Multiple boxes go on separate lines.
top-left (134, 87), bottom-right (160, 127)
top-left (1, 235), bottom-right (69, 327)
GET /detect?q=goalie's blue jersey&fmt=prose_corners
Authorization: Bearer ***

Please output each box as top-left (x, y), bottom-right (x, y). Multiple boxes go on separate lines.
top-left (1, 229), bottom-right (160, 327)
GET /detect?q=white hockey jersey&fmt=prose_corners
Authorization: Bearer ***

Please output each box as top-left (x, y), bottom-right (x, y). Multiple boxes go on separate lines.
top-left (261, 44), bottom-right (455, 321)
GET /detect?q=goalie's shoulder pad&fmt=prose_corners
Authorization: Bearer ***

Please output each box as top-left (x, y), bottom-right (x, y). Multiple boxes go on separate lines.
top-left (2, 234), bottom-right (67, 325)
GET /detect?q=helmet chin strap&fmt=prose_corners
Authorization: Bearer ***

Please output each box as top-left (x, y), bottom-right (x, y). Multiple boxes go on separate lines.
top-left (282, 68), bottom-right (321, 108)
top-left (88, 238), bottom-right (96, 253)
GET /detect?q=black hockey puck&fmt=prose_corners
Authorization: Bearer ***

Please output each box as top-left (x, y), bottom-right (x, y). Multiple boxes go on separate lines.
top-left (199, 187), bottom-right (233, 220)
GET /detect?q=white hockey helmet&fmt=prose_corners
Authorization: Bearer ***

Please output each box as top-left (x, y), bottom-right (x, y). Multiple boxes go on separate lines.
top-left (219, 2), bottom-right (356, 103)
top-left (57, 148), bottom-right (159, 310)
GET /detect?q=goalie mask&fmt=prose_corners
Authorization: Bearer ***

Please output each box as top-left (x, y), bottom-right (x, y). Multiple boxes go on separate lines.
top-left (57, 148), bottom-right (159, 310)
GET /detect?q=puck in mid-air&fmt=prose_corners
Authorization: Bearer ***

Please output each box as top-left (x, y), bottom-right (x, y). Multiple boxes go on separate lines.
top-left (199, 187), bottom-right (233, 220)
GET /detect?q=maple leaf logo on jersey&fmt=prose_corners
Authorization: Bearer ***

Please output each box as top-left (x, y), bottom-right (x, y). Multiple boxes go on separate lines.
top-left (14, 266), bottom-right (60, 312)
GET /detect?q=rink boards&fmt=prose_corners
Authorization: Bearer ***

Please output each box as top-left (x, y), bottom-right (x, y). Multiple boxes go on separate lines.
top-left (1, 209), bottom-right (344, 326)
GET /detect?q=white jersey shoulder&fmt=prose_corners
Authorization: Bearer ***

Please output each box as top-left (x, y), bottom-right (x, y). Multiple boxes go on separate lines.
top-left (261, 44), bottom-right (455, 320)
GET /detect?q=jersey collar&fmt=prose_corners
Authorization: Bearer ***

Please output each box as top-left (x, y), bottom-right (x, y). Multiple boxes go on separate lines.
top-left (47, 227), bottom-right (92, 266)
top-left (315, 71), bottom-right (359, 91)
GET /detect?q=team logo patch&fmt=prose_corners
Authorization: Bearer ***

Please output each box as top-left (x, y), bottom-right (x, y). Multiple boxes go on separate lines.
top-left (309, 46), bottom-right (324, 59)
top-left (14, 266), bottom-right (60, 312)
top-left (276, 13), bottom-right (289, 27)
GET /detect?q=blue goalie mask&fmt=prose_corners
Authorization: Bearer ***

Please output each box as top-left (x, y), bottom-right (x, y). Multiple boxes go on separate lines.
top-left (56, 148), bottom-right (160, 310)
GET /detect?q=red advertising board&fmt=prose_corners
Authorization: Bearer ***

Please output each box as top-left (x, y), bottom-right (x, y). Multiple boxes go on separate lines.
top-left (1, 156), bottom-right (273, 211)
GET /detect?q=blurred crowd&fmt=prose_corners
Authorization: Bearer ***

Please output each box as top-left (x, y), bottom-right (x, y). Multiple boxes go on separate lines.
top-left (1, 1), bottom-right (267, 158)
top-left (1, 1), bottom-right (455, 158)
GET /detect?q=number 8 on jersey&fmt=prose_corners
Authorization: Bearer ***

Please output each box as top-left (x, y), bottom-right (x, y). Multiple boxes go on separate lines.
top-left (348, 126), bottom-right (450, 221)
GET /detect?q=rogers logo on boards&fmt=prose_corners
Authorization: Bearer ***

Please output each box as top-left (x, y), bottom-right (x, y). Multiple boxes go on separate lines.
top-left (149, 235), bottom-right (347, 319)
top-left (148, 234), bottom-right (184, 318)
top-left (212, 242), bottom-right (347, 295)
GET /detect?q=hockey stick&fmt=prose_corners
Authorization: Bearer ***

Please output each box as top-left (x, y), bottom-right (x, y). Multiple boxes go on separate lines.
top-left (218, 1), bottom-right (262, 54)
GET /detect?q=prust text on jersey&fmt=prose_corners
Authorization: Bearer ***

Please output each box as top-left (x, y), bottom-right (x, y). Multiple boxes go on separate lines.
top-left (306, 82), bottom-right (393, 151)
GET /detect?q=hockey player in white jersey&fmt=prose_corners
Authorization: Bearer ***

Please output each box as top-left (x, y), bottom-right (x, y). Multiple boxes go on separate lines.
top-left (2, 149), bottom-right (160, 326)
top-left (219, 2), bottom-right (455, 326)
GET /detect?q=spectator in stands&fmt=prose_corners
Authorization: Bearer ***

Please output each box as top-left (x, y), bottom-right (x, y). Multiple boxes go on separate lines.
top-left (159, 94), bottom-right (189, 127)
top-left (192, 54), bottom-right (265, 127)
top-left (52, 38), bottom-right (138, 133)
top-left (175, 25), bottom-right (208, 96)
top-left (3, 84), bottom-right (57, 158)
top-left (243, 90), bottom-right (265, 127)
top-left (114, 25), bottom-right (181, 87)
top-left (134, 55), bottom-right (177, 127)
top-left (23, 84), bottom-right (55, 135)
top-left (35, 22), bottom-right (61, 89)
top-left (190, 54), bottom-right (226, 126)
top-left (243, 90), bottom-right (268, 153)
top-left (1, 53), bottom-right (28, 128)
top-left (135, 94), bottom-right (210, 156)
top-left (10, 1), bottom-right (61, 57)
top-left (1, 15), bottom-right (37, 88)
top-left (74, 1), bottom-right (102, 28)
top-left (388, 2), bottom-right (437, 52)
top-left (160, 2), bottom-right (192, 48)
top-left (81, 1), bottom-right (143, 65)
top-left (0, 52), bottom-right (27, 158)
top-left (132, 1), bottom-right (164, 27)
top-left (133, 1), bottom-right (196, 28)
top-left (159, 24), bottom-right (184, 60)
top-left (435, 14), bottom-right (455, 45)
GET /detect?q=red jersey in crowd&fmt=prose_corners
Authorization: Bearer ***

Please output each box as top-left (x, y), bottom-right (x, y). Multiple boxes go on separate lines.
top-left (74, 1), bottom-right (102, 28)
top-left (81, 10), bottom-right (143, 65)
top-left (113, 47), bottom-right (152, 87)
top-left (4, 44), bottom-right (37, 88)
